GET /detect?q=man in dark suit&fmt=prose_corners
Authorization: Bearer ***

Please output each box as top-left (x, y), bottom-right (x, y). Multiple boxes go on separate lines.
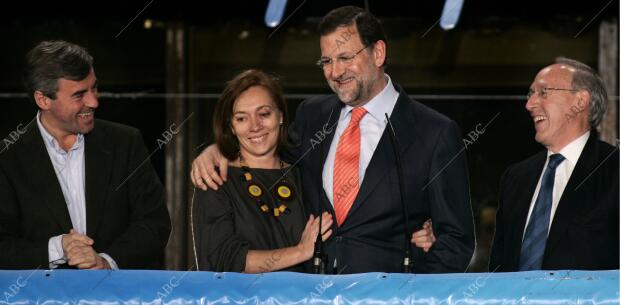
top-left (490, 57), bottom-right (618, 271)
top-left (0, 40), bottom-right (171, 270)
top-left (191, 6), bottom-right (473, 273)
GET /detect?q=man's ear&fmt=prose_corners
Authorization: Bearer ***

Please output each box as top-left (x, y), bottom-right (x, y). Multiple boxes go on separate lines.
top-left (576, 90), bottom-right (591, 111)
top-left (34, 91), bottom-right (51, 110)
top-left (372, 40), bottom-right (387, 68)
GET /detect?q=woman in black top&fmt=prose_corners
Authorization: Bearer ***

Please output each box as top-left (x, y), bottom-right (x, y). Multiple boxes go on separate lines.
top-left (192, 69), bottom-right (333, 272)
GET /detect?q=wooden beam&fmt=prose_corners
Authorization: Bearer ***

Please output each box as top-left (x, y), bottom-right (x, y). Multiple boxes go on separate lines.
top-left (598, 19), bottom-right (618, 144)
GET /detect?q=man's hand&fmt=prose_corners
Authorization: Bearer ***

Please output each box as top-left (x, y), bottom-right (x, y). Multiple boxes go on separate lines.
top-left (411, 219), bottom-right (436, 252)
top-left (86, 255), bottom-right (111, 270)
top-left (67, 245), bottom-right (110, 269)
top-left (62, 229), bottom-right (94, 255)
top-left (191, 144), bottom-right (228, 191)
top-left (62, 229), bottom-right (110, 269)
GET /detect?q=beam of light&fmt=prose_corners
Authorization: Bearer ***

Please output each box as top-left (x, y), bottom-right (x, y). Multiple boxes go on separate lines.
top-left (440, 0), bottom-right (464, 30)
top-left (265, 0), bottom-right (288, 28)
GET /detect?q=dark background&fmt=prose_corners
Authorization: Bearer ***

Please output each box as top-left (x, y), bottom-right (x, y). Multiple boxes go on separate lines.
top-left (0, 0), bottom-right (618, 271)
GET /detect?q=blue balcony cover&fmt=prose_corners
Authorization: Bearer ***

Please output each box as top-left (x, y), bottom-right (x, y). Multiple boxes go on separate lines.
top-left (0, 269), bottom-right (617, 304)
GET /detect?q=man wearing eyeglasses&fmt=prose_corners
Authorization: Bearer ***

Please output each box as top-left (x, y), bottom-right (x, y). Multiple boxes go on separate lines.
top-left (489, 57), bottom-right (618, 271)
top-left (191, 6), bottom-right (474, 273)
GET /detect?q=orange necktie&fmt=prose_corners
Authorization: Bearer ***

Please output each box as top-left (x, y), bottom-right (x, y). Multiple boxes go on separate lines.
top-left (333, 107), bottom-right (367, 226)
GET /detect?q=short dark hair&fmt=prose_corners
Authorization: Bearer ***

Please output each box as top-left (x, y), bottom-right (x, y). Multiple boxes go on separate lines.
top-left (213, 69), bottom-right (289, 161)
top-left (555, 57), bottom-right (608, 127)
top-left (24, 40), bottom-right (93, 101)
top-left (318, 6), bottom-right (387, 65)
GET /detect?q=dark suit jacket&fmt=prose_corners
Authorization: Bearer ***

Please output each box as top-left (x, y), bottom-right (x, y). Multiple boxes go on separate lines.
top-left (490, 132), bottom-right (619, 271)
top-left (287, 84), bottom-right (475, 273)
top-left (0, 118), bottom-right (171, 269)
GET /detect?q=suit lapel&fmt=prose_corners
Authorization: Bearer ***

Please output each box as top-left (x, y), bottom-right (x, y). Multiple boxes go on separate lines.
top-left (317, 100), bottom-right (342, 215)
top-left (20, 119), bottom-right (72, 232)
top-left (319, 100), bottom-right (342, 168)
top-left (84, 125), bottom-right (113, 236)
top-left (545, 133), bottom-right (598, 256)
top-left (345, 87), bottom-right (417, 222)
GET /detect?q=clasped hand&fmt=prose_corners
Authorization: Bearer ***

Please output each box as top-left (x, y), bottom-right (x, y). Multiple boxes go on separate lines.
top-left (61, 229), bottom-right (110, 269)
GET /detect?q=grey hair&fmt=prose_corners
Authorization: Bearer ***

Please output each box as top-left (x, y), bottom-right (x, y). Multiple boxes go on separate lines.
top-left (555, 57), bottom-right (608, 127)
top-left (24, 40), bottom-right (93, 102)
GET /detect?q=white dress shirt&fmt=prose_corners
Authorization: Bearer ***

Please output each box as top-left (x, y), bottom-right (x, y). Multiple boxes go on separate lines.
top-left (322, 74), bottom-right (400, 205)
top-left (523, 131), bottom-right (590, 236)
top-left (37, 112), bottom-right (118, 269)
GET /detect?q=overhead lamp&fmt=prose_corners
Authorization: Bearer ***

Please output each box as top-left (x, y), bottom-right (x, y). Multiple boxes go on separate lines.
top-left (439, 0), bottom-right (464, 30)
top-left (265, 0), bottom-right (288, 28)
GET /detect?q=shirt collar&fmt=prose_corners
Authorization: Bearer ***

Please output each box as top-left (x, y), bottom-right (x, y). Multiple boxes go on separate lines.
top-left (547, 130), bottom-right (590, 165)
top-left (342, 74), bottom-right (399, 122)
top-left (36, 111), bottom-right (84, 154)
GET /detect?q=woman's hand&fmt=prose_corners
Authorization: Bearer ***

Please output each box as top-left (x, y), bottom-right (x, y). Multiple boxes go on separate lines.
top-left (296, 212), bottom-right (333, 260)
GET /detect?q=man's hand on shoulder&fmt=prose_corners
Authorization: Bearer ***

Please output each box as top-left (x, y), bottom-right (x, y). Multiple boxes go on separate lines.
top-left (191, 144), bottom-right (229, 191)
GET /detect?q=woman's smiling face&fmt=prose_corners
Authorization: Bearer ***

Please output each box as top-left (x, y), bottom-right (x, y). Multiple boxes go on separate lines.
top-left (231, 85), bottom-right (283, 160)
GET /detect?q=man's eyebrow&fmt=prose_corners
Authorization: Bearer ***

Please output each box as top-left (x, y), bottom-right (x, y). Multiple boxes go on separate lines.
top-left (71, 88), bottom-right (88, 98)
top-left (71, 80), bottom-right (98, 98)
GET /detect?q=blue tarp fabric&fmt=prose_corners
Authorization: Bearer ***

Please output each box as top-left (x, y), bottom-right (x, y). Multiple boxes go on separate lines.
top-left (0, 269), bottom-right (618, 304)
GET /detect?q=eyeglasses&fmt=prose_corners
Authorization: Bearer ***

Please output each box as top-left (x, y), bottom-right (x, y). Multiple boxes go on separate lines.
top-left (316, 45), bottom-right (370, 69)
top-left (527, 87), bottom-right (579, 99)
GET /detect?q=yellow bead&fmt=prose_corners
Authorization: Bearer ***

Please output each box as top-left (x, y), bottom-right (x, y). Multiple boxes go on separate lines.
top-left (278, 186), bottom-right (291, 198)
top-left (248, 185), bottom-right (262, 197)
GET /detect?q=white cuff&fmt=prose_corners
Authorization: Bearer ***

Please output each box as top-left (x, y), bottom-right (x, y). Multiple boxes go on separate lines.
top-left (48, 235), bottom-right (66, 269)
